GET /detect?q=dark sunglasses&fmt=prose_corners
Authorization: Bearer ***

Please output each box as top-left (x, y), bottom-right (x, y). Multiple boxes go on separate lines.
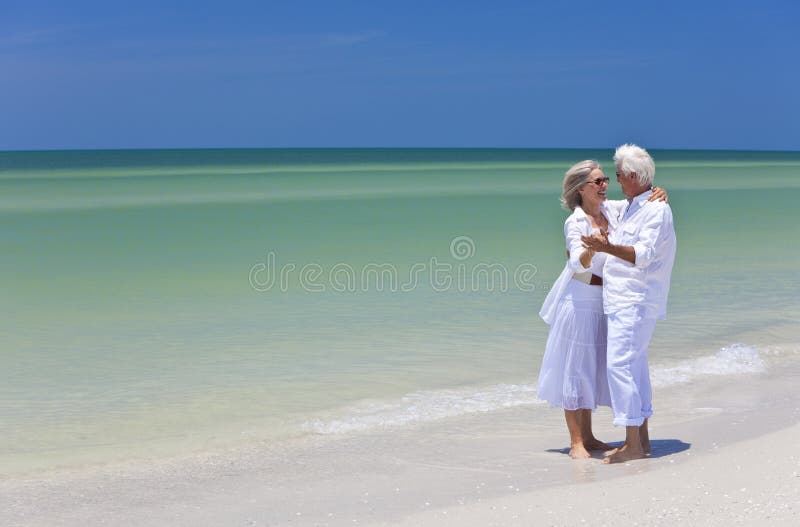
top-left (588, 177), bottom-right (610, 186)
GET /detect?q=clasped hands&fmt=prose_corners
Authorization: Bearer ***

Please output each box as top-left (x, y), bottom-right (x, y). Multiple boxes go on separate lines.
top-left (580, 186), bottom-right (668, 255)
top-left (581, 230), bottom-right (610, 254)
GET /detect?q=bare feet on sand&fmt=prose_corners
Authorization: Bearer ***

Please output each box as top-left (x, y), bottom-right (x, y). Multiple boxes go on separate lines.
top-left (583, 437), bottom-right (613, 451)
top-left (569, 443), bottom-right (592, 459)
top-left (603, 440), bottom-right (649, 459)
top-left (604, 421), bottom-right (651, 462)
top-left (603, 443), bottom-right (646, 464)
top-left (640, 425), bottom-right (651, 455)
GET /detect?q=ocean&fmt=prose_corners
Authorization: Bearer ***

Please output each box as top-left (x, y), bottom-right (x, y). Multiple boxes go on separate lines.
top-left (2, 148), bottom-right (799, 474)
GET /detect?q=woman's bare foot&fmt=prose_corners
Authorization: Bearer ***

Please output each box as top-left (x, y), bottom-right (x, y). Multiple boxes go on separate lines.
top-left (583, 437), bottom-right (613, 451)
top-left (576, 410), bottom-right (612, 451)
top-left (565, 410), bottom-right (592, 459)
top-left (602, 443), bottom-right (646, 464)
top-left (569, 443), bottom-right (592, 459)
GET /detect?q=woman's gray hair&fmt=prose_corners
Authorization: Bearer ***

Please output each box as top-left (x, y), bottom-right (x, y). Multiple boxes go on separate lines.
top-left (561, 160), bottom-right (600, 211)
top-left (614, 143), bottom-right (655, 187)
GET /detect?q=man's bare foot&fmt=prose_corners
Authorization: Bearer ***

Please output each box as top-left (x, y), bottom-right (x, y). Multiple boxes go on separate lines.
top-left (640, 422), bottom-right (651, 455)
top-left (569, 444), bottom-right (592, 459)
top-left (583, 437), bottom-right (613, 451)
top-left (602, 443), bottom-right (646, 464)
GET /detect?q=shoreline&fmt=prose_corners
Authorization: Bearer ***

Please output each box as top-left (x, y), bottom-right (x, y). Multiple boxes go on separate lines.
top-left (3, 355), bottom-right (800, 527)
top-left (3, 337), bottom-right (788, 479)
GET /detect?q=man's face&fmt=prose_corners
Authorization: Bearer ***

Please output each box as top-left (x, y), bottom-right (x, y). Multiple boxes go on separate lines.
top-left (615, 165), bottom-right (637, 199)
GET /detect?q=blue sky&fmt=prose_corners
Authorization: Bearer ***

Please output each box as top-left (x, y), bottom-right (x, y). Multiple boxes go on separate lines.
top-left (1, 0), bottom-right (798, 150)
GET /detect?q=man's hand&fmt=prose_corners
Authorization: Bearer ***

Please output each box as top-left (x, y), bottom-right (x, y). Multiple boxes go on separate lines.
top-left (583, 230), bottom-right (637, 265)
top-left (581, 231), bottom-right (610, 253)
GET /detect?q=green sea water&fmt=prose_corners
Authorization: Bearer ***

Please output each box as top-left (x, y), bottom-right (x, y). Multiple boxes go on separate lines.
top-left (2, 148), bottom-right (799, 473)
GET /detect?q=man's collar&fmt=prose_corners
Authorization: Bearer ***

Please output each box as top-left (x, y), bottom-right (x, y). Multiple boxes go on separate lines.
top-left (629, 188), bottom-right (653, 205)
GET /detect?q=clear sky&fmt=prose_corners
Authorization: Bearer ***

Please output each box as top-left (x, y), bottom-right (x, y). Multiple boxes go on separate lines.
top-left (2, 0), bottom-right (798, 151)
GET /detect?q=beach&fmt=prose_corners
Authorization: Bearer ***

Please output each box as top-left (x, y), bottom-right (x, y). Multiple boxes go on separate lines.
top-left (1, 148), bottom-right (799, 524)
top-left (2, 346), bottom-right (799, 526)
top-left (4, 0), bottom-right (799, 520)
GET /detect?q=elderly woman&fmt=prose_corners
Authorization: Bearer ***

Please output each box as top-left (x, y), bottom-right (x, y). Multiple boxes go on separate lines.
top-left (537, 160), bottom-right (666, 459)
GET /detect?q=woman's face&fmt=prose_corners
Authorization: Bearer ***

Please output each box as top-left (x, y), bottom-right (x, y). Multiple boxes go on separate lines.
top-left (578, 168), bottom-right (610, 206)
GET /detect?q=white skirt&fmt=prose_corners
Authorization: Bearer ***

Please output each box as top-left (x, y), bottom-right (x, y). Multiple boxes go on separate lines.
top-left (536, 279), bottom-right (611, 410)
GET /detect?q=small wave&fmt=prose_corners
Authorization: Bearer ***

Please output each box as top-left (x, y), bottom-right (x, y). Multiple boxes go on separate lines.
top-left (303, 384), bottom-right (542, 434)
top-left (304, 344), bottom-right (767, 435)
top-left (650, 343), bottom-right (765, 388)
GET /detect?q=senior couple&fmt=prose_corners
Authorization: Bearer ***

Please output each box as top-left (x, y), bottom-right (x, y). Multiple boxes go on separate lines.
top-left (537, 144), bottom-right (676, 464)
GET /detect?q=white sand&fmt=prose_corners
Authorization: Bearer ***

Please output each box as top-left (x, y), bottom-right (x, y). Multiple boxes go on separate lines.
top-left (377, 423), bottom-right (800, 527)
top-left (2, 362), bottom-right (799, 526)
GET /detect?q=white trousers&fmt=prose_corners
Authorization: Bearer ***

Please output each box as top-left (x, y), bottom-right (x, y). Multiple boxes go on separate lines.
top-left (606, 305), bottom-right (657, 427)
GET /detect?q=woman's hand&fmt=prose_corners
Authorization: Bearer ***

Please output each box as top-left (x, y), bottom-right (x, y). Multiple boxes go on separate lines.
top-left (649, 186), bottom-right (668, 202)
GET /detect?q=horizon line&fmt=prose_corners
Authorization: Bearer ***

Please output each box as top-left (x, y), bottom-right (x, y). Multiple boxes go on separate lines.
top-left (3, 146), bottom-right (799, 154)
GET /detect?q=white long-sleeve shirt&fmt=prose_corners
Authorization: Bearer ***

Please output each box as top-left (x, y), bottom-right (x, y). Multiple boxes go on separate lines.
top-left (602, 190), bottom-right (677, 319)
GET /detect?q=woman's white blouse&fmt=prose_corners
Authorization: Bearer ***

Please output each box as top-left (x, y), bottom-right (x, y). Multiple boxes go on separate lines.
top-left (539, 201), bottom-right (624, 325)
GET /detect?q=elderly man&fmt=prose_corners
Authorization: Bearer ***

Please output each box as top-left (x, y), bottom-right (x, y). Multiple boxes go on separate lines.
top-left (582, 144), bottom-right (676, 464)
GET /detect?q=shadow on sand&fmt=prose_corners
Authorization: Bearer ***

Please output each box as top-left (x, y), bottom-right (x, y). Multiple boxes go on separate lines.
top-left (547, 439), bottom-right (691, 460)
top-left (647, 439), bottom-right (692, 458)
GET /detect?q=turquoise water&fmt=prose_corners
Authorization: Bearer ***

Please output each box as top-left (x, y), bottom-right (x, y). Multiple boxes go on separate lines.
top-left (2, 148), bottom-right (799, 472)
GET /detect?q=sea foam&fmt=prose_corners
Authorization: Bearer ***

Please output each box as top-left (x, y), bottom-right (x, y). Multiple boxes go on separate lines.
top-left (305, 344), bottom-right (766, 435)
top-left (303, 383), bottom-right (542, 434)
top-left (650, 343), bottom-right (765, 387)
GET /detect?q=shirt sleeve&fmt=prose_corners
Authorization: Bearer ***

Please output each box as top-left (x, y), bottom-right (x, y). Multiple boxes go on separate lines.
top-left (565, 216), bottom-right (590, 273)
top-left (632, 205), bottom-right (674, 268)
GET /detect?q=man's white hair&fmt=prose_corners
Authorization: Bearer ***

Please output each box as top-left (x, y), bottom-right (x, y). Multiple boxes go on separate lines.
top-left (614, 143), bottom-right (655, 187)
